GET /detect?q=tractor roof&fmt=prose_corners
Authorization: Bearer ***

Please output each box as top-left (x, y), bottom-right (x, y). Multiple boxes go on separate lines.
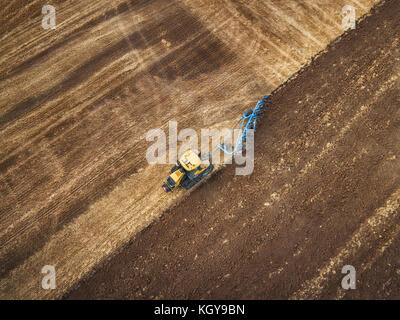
top-left (179, 150), bottom-right (201, 171)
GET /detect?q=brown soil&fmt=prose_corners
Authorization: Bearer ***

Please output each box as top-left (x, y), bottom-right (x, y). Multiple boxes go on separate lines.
top-left (2, 0), bottom-right (383, 299)
top-left (65, 0), bottom-right (400, 299)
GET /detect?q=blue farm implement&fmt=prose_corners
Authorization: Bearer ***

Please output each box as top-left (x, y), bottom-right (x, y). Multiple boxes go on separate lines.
top-left (162, 95), bottom-right (271, 192)
top-left (218, 95), bottom-right (271, 156)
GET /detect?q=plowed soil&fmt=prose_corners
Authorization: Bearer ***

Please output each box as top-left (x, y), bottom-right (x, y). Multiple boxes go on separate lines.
top-left (66, 0), bottom-right (400, 299)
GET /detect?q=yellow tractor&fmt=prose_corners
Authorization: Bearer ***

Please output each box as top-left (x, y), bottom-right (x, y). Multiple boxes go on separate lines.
top-left (162, 150), bottom-right (214, 192)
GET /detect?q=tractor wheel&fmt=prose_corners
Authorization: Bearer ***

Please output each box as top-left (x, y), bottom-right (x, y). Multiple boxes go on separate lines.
top-left (181, 176), bottom-right (197, 190)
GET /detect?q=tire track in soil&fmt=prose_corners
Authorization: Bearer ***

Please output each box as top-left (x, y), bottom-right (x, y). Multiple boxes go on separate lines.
top-left (291, 188), bottom-right (400, 299)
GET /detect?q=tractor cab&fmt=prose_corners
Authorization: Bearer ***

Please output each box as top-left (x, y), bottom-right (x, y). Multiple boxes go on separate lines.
top-left (179, 150), bottom-right (201, 171)
top-left (162, 150), bottom-right (214, 192)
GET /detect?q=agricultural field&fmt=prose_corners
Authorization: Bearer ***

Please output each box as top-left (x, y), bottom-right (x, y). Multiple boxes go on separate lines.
top-left (0, 0), bottom-right (398, 300)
